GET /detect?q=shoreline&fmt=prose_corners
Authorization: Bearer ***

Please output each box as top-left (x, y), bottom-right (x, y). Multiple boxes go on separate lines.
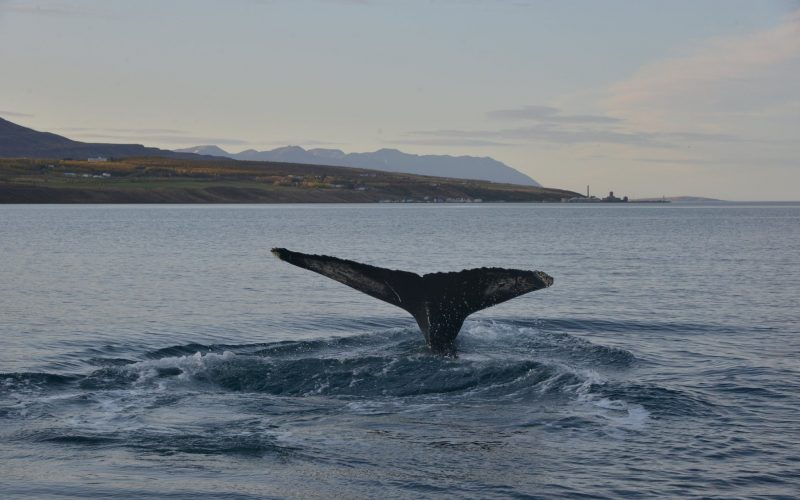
top-left (0, 157), bottom-right (578, 204)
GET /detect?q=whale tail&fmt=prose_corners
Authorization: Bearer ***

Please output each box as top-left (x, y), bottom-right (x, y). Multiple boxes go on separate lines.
top-left (271, 248), bottom-right (553, 355)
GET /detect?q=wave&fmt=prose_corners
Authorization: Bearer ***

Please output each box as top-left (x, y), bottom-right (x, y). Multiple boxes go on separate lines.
top-left (15, 420), bottom-right (298, 458)
top-left (0, 320), bottom-right (723, 427)
top-left (0, 371), bottom-right (78, 389)
top-left (7, 320), bottom-right (758, 462)
top-left (535, 317), bottom-right (745, 335)
top-left (70, 346), bottom-right (593, 400)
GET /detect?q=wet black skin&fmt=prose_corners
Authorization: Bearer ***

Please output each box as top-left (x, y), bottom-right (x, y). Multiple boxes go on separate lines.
top-left (271, 248), bottom-right (553, 355)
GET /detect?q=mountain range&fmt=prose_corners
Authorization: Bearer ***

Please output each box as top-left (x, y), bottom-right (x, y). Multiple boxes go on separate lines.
top-left (0, 117), bottom-right (540, 186)
top-left (174, 145), bottom-right (541, 186)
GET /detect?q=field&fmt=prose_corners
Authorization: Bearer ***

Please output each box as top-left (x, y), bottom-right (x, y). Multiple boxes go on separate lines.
top-left (0, 158), bottom-right (575, 203)
top-left (0, 157), bottom-right (578, 203)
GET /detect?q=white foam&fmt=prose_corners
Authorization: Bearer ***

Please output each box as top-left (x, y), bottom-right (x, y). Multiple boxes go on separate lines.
top-left (125, 350), bottom-right (241, 387)
top-left (577, 393), bottom-right (651, 431)
top-left (460, 320), bottom-right (537, 343)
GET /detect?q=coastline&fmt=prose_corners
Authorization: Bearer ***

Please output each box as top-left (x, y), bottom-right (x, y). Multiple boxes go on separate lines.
top-left (0, 157), bottom-right (578, 204)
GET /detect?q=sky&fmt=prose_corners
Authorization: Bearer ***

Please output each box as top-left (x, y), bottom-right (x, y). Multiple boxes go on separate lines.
top-left (1, 0), bottom-right (798, 200)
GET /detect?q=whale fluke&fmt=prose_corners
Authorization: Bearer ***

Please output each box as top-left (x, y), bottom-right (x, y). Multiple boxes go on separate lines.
top-left (271, 248), bottom-right (553, 355)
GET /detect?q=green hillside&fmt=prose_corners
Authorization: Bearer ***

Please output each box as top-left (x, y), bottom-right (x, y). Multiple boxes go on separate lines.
top-left (0, 157), bottom-right (578, 203)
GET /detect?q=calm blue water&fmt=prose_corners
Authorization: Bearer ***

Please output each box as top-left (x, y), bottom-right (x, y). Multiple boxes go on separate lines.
top-left (1, 203), bottom-right (798, 498)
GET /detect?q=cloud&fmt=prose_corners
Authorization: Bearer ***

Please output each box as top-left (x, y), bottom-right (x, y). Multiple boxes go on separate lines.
top-left (408, 125), bottom-right (663, 147)
top-left (0, 110), bottom-right (33, 118)
top-left (634, 157), bottom-right (734, 166)
top-left (634, 156), bottom-right (799, 170)
top-left (62, 128), bottom-right (341, 149)
top-left (63, 129), bottom-right (251, 146)
top-left (55, 125), bottom-right (340, 148)
top-left (487, 105), bottom-right (621, 124)
top-left (422, 12), bottom-right (799, 162)
top-left (255, 139), bottom-right (337, 146)
top-left (657, 131), bottom-right (739, 142)
top-left (60, 127), bottom-right (186, 135)
top-left (405, 105), bottom-right (740, 148)
top-left (394, 137), bottom-right (514, 147)
top-left (0, 1), bottom-right (94, 17)
top-left (605, 9), bottom-right (800, 134)
top-left (589, 8), bottom-right (800, 189)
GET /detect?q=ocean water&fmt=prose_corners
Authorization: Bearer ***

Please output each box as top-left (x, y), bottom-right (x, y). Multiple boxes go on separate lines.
top-left (0, 203), bottom-right (798, 499)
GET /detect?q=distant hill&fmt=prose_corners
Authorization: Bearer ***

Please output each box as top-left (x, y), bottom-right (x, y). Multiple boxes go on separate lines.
top-left (0, 156), bottom-right (578, 204)
top-left (0, 116), bottom-right (541, 187)
top-left (176, 145), bottom-right (541, 186)
top-left (0, 117), bottom-right (195, 160)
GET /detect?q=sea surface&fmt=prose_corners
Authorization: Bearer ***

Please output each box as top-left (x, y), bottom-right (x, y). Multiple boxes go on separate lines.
top-left (1, 203), bottom-right (798, 499)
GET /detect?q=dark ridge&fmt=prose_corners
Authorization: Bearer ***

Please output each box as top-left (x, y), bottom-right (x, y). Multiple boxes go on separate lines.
top-left (1, 117), bottom-right (583, 204)
top-left (39, 435), bottom-right (122, 446)
top-left (0, 117), bottom-right (198, 160)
